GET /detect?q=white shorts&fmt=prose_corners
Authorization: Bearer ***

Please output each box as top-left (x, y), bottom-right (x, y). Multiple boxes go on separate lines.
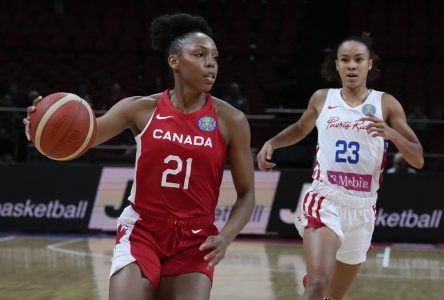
top-left (295, 180), bottom-right (376, 265)
top-left (109, 205), bottom-right (139, 278)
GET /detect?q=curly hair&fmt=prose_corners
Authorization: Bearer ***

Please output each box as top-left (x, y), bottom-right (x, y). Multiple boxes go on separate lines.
top-left (150, 13), bottom-right (212, 56)
top-left (321, 32), bottom-right (381, 84)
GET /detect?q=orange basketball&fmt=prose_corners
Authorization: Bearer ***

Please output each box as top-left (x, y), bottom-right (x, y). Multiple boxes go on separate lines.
top-left (29, 92), bottom-right (97, 161)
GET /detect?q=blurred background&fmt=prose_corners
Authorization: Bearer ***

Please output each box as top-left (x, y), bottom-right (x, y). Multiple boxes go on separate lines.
top-left (0, 0), bottom-right (443, 170)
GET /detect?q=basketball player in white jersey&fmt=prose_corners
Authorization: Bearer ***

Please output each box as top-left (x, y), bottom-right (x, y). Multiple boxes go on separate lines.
top-left (257, 33), bottom-right (423, 300)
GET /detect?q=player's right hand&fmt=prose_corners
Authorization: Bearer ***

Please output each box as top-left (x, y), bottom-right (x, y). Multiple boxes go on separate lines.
top-left (257, 141), bottom-right (276, 171)
top-left (23, 96), bottom-right (42, 141)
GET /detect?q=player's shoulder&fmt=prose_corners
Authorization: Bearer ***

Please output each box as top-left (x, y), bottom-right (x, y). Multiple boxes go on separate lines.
top-left (310, 88), bottom-right (330, 104)
top-left (312, 88), bottom-right (330, 99)
top-left (212, 95), bottom-right (247, 123)
top-left (380, 92), bottom-right (403, 109)
top-left (380, 92), bottom-right (398, 103)
top-left (120, 93), bottom-right (162, 110)
top-left (128, 93), bottom-right (162, 105)
top-left (380, 92), bottom-right (404, 117)
top-left (308, 89), bottom-right (329, 112)
top-left (212, 95), bottom-right (249, 144)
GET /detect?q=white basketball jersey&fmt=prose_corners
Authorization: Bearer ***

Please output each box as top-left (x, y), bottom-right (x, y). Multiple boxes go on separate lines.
top-left (312, 88), bottom-right (387, 198)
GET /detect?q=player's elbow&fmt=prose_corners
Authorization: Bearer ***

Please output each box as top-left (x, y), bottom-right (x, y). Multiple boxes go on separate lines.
top-left (414, 156), bottom-right (424, 170)
top-left (410, 144), bottom-right (425, 169)
top-left (409, 155), bottom-right (424, 170)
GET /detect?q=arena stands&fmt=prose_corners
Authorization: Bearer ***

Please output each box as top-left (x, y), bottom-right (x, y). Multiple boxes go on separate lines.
top-left (0, 0), bottom-right (443, 169)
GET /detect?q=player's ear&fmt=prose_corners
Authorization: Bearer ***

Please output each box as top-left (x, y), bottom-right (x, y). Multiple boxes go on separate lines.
top-left (368, 58), bottom-right (373, 71)
top-left (168, 54), bottom-right (179, 70)
top-left (335, 59), bottom-right (339, 71)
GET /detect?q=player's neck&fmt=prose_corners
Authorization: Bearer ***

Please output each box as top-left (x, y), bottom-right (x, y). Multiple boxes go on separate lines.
top-left (169, 88), bottom-right (206, 113)
top-left (340, 87), bottom-right (370, 106)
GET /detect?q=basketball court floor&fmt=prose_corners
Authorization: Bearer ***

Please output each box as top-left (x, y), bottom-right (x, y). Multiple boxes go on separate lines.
top-left (1, 234), bottom-right (443, 300)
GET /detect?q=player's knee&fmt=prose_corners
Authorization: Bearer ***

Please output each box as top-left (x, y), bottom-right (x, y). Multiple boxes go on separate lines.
top-left (109, 264), bottom-right (155, 300)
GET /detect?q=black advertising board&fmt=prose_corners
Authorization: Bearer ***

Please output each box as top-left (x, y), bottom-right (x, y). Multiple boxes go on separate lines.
top-left (373, 173), bottom-right (443, 243)
top-left (0, 164), bottom-right (101, 232)
top-left (1, 164), bottom-right (443, 243)
top-left (266, 169), bottom-right (312, 237)
top-left (267, 170), bottom-right (444, 243)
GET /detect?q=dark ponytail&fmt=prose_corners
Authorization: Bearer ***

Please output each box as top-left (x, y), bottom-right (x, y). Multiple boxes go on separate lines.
top-left (150, 13), bottom-right (212, 56)
top-left (321, 32), bottom-right (381, 84)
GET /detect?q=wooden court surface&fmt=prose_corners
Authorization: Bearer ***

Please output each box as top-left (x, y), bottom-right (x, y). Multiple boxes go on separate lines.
top-left (0, 234), bottom-right (443, 300)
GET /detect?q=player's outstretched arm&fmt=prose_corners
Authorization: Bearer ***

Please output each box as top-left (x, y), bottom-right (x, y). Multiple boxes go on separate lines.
top-left (93, 96), bottom-right (157, 146)
top-left (257, 89), bottom-right (326, 171)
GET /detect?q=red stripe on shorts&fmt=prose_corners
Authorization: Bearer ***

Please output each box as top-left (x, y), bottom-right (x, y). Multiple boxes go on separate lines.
top-left (307, 192), bottom-right (318, 217)
top-left (315, 196), bottom-right (325, 221)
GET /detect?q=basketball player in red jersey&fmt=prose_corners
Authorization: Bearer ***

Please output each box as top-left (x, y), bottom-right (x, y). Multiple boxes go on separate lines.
top-left (257, 33), bottom-right (423, 300)
top-left (24, 13), bottom-right (255, 300)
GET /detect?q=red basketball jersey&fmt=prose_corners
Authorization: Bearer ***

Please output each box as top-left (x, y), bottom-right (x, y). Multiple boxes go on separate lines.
top-left (128, 90), bottom-right (227, 219)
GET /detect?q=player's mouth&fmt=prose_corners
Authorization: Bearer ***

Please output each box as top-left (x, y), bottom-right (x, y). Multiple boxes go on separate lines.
top-left (203, 72), bottom-right (216, 84)
top-left (346, 73), bottom-right (358, 79)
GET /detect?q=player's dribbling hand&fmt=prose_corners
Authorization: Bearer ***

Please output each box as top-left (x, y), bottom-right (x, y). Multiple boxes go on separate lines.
top-left (199, 234), bottom-right (228, 269)
top-left (23, 96), bottom-right (43, 141)
top-left (257, 141), bottom-right (276, 171)
top-left (359, 114), bottom-right (396, 140)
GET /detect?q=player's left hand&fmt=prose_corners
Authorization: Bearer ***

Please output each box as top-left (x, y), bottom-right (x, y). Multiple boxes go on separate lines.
top-left (199, 234), bottom-right (228, 269)
top-left (23, 96), bottom-right (43, 141)
top-left (359, 114), bottom-right (396, 140)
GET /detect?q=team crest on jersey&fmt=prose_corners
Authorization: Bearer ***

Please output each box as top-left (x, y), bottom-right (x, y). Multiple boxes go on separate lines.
top-left (198, 116), bottom-right (216, 132)
top-left (362, 104), bottom-right (376, 116)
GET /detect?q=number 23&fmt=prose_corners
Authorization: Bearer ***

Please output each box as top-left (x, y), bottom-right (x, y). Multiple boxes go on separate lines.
top-left (335, 140), bottom-right (360, 164)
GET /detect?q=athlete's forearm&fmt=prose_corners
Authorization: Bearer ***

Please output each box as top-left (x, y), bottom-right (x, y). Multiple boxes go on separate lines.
top-left (219, 192), bottom-right (255, 243)
top-left (269, 122), bottom-right (308, 150)
top-left (389, 130), bottom-right (424, 169)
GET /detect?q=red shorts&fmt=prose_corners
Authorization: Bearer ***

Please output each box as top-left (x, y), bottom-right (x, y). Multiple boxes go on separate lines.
top-left (110, 205), bottom-right (218, 290)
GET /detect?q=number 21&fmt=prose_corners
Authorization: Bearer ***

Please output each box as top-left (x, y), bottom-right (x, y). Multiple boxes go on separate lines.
top-left (161, 155), bottom-right (193, 189)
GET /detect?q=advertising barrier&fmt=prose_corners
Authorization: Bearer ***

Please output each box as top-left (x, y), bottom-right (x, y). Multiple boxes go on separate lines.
top-left (266, 170), bottom-right (444, 243)
top-left (88, 167), bottom-right (280, 234)
top-left (0, 164), bottom-right (101, 232)
top-left (372, 173), bottom-right (443, 243)
top-left (0, 164), bottom-right (442, 243)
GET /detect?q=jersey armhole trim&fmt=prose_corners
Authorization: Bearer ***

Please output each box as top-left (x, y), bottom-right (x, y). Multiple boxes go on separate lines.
top-left (134, 106), bottom-right (158, 141)
top-left (316, 88), bottom-right (333, 127)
